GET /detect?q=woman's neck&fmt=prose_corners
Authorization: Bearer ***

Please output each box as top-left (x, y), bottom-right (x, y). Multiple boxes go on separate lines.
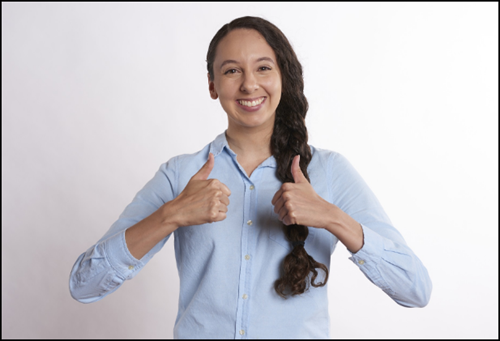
top-left (225, 125), bottom-right (273, 177)
top-left (226, 127), bottom-right (272, 157)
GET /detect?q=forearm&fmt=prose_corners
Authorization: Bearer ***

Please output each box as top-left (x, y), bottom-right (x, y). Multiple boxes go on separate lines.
top-left (70, 160), bottom-right (180, 303)
top-left (323, 203), bottom-right (364, 253)
top-left (125, 201), bottom-right (179, 260)
top-left (319, 152), bottom-right (431, 307)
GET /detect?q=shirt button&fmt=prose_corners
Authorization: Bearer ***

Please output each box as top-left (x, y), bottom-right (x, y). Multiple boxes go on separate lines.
top-left (245, 255), bottom-right (251, 260)
top-left (128, 265), bottom-right (134, 270)
top-left (249, 185), bottom-right (255, 190)
top-left (247, 220), bottom-right (253, 226)
top-left (239, 330), bottom-right (245, 335)
top-left (358, 260), bottom-right (365, 265)
top-left (242, 294), bottom-right (248, 299)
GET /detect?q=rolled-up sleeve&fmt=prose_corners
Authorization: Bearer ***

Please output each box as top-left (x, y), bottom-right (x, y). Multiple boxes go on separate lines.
top-left (349, 224), bottom-right (432, 307)
top-left (69, 157), bottom-right (178, 303)
top-left (329, 152), bottom-right (432, 307)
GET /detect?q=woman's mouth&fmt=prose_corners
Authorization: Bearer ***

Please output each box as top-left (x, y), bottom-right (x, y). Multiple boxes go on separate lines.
top-left (236, 97), bottom-right (266, 111)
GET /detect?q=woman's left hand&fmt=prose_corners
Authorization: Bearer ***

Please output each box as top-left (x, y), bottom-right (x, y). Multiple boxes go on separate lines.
top-left (272, 155), bottom-right (364, 252)
top-left (271, 155), bottom-right (334, 228)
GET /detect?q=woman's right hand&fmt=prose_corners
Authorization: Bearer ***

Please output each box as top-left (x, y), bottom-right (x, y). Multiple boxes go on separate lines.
top-left (165, 153), bottom-right (231, 228)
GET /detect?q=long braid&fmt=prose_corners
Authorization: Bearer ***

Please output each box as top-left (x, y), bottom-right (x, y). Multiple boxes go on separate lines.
top-left (271, 65), bottom-right (328, 298)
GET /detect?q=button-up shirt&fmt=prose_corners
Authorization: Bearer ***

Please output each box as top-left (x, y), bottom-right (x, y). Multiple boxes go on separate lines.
top-left (69, 132), bottom-right (432, 338)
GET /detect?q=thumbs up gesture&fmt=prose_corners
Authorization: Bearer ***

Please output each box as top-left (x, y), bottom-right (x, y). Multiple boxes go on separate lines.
top-left (169, 153), bottom-right (231, 227)
top-left (271, 155), bottom-right (332, 228)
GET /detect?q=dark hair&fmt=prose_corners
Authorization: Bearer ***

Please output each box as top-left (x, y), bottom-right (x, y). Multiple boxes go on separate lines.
top-left (206, 16), bottom-right (328, 298)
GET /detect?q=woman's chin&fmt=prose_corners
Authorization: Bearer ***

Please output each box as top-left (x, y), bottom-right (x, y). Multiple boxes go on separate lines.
top-left (230, 116), bottom-right (275, 131)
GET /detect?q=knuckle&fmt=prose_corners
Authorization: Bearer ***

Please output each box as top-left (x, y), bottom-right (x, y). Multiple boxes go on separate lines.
top-left (282, 192), bottom-right (292, 201)
top-left (282, 183), bottom-right (293, 191)
top-left (210, 179), bottom-right (220, 188)
top-left (208, 210), bottom-right (218, 221)
top-left (285, 201), bottom-right (293, 210)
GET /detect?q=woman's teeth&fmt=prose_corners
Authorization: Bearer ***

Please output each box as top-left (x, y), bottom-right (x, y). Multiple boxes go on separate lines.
top-left (238, 98), bottom-right (264, 107)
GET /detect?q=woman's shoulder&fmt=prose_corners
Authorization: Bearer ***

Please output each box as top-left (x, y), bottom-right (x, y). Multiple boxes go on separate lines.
top-left (310, 145), bottom-right (350, 169)
top-left (159, 132), bottom-right (227, 173)
top-left (158, 144), bottom-right (211, 175)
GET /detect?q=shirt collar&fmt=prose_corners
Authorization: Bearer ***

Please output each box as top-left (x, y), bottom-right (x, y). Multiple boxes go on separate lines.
top-left (209, 131), bottom-right (233, 157)
top-left (209, 131), bottom-right (277, 169)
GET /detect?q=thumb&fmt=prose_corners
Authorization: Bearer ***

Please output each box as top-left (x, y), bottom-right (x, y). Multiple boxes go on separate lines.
top-left (192, 153), bottom-right (214, 181)
top-left (291, 155), bottom-right (307, 183)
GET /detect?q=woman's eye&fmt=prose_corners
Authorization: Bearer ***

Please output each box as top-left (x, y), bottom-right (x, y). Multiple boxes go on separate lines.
top-left (224, 69), bottom-right (237, 74)
top-left (259, 66), bottom-right (271, 71)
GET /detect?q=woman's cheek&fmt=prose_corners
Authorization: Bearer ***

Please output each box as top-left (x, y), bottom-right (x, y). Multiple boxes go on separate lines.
top-left (261, 81), bottom-right (281, 103)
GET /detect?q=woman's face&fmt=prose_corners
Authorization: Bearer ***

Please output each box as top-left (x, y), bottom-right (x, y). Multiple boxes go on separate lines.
top-left (209, 29), bottom-right (282, 133)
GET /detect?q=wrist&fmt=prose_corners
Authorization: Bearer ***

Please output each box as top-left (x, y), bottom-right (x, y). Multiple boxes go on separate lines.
top-left (158, 200), bottom-right (181, 233)
top-left (323, 203), bottom-right (343, 233)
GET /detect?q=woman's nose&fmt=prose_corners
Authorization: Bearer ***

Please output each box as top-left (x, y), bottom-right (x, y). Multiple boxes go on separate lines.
top-left (240, 72), bottom-right (259, 93)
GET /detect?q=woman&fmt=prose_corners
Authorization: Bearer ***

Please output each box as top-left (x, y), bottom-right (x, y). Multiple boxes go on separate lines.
top-left (70, 16), bottom-right (432, 338)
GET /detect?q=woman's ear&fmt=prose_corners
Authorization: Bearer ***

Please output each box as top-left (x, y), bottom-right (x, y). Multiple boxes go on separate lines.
top-left (208, 73), bottom-right (218, 100)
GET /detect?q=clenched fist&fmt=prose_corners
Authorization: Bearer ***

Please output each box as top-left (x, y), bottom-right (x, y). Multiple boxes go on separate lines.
top-left (169, 153), bottom-right (231, 227)
top-left (271, 155), bottom-right (333, 228)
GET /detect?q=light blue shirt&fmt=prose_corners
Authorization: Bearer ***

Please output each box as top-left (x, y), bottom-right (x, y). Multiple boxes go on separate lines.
top-left (69, 132), bottom-right (432, 338)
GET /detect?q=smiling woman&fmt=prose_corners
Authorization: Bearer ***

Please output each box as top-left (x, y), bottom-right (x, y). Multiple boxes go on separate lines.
top-left (69, 16), bottom-right (432, 338)
top-left (209, 29), bottom-right (281, 135)
top-left (207, 20), bottom-right (330, 300)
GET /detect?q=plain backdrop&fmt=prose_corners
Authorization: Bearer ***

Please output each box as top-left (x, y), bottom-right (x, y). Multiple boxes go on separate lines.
top-left (2, 2), bottom-right (498, 339)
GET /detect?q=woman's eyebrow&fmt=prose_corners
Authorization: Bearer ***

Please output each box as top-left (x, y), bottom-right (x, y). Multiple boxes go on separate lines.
top-left (220, 60), bottom-right (238, 70)
top-left (219, 57), bottom-right (276, 70)
top-left (256, 57), bottom-right (275, 64)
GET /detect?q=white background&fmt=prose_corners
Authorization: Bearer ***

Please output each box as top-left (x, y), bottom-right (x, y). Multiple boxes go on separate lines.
top-left (2, 2), bottom-right (498, 339)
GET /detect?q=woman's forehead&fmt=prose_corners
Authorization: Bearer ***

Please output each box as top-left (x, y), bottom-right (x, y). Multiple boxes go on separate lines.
top-left (214, 29), bottom-right (276, 65)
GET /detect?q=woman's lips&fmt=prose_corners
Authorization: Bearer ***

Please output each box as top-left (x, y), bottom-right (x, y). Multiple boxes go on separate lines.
top-left (235, 97), bottom-right (266, 112)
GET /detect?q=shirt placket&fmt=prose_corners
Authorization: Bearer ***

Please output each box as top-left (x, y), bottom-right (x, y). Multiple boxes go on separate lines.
top-left (234, 177), bottom-right (256, 339)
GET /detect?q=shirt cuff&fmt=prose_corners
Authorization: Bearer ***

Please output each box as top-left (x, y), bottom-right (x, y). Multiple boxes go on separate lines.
top-left (104, 230), bottom-right (144, 280)
top-left (348, 224), bottom-right (391, 290)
